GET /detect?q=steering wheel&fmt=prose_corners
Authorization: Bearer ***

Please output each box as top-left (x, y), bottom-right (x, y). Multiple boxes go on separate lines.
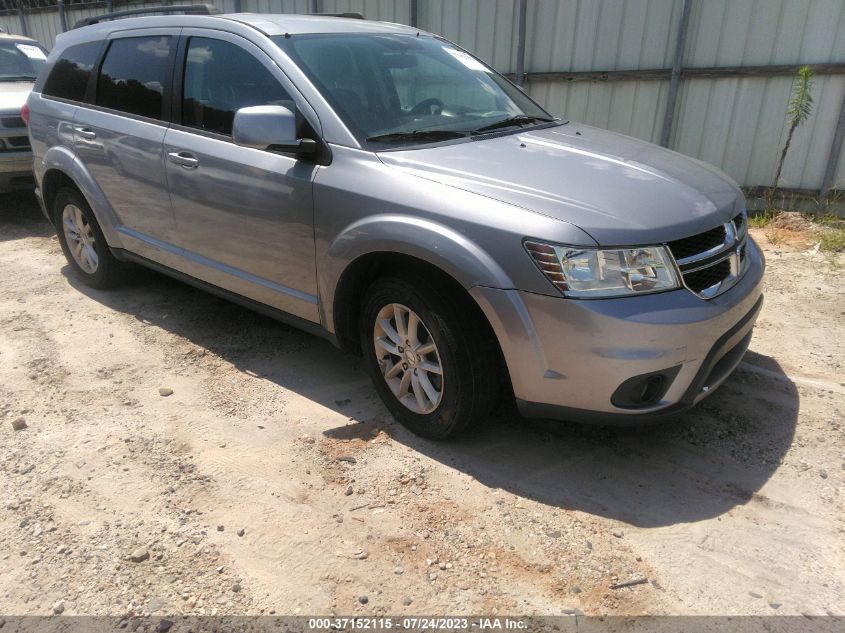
top-left (409, 97), bottom-right (445, 116)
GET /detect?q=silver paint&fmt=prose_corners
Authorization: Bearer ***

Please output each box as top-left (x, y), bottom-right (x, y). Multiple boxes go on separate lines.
top-left (61, 202), bottom-right (98, 273)
top-left (232, 105), bottom-right (298, 151)
top-left (27, 13), bottom-right (765, 421)
top-left (374, 303), bottom-right (444, 415)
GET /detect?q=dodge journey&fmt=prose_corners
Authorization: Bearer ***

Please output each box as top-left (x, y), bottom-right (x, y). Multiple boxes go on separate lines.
top-left (26, 11), bottom-right (765, 439)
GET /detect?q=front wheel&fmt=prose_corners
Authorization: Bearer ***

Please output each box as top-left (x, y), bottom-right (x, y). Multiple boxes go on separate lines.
top-left (360, 276), bottom-right (498, 439)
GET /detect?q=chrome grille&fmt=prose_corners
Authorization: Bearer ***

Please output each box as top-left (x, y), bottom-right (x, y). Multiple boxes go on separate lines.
top-left (667, 211), bottom-right (748, 299)
top-left (668, 225), bottom-right (727, 260)
top-left (684, 259), bottom-right (731, 294)
top-left (733, 211), bottom-right (746, 236)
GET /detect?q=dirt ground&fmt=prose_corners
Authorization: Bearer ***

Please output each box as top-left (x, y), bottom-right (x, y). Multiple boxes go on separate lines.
top-left (1, 190), bottom-right (843, 619)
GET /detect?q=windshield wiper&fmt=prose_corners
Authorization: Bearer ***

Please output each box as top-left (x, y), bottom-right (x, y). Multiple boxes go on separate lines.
top-left (366, 129), bottom-right (469, 143)
top-left (471, 115), bottom-right (555, 135)
top-left (0, 75), bottom-right (38, 81)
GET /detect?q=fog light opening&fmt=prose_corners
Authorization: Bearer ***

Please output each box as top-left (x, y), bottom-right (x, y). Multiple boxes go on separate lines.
top-left (639, 375), bottom-right (665, 404)
top-left (611, 366), bottom-right (681, 410)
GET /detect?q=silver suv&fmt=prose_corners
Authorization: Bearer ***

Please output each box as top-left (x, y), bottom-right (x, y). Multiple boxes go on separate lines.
top-left (1, 32), bottom-right (48, 192)
top-left (27, 12), bottom-right (764, 439)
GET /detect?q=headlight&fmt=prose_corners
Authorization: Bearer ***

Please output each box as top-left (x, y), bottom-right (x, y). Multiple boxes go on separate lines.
top-left (525, 241), bottom-right (680, 298)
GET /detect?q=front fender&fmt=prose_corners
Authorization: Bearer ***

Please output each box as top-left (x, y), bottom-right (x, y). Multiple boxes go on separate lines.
top-left (320, 214), bottom-right (514, 333)
top-left (40, 145), bottom-right (124, 248)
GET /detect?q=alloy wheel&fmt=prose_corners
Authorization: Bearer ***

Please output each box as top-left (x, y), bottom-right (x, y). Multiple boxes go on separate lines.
top-left (62, 204), bottom-right (98, 274)
top-left (373, 303), bottom-right (444, 414)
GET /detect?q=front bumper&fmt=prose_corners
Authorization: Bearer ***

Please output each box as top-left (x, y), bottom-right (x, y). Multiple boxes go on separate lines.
top-left (0, 150), bottom-right (34, 191)
top-left (471, 237), bottom-right (765, 424)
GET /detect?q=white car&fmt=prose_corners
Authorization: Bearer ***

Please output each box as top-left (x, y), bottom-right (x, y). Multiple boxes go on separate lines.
top-left (0, 32), bottom-right (48, 193)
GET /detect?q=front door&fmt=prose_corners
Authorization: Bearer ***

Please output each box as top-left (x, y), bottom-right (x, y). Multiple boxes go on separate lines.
top-left (163, 32), bottom-right (319, 322)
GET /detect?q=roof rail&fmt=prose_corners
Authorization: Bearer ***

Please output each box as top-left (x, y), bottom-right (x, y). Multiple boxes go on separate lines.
top-left (306, 12), bottom-right (364, 19)
top-left (72, 4), bottom-right (220, 29)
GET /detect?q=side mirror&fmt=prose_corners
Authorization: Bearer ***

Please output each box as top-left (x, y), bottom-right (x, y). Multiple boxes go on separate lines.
top-left (232, 105), bottom-right (317, 157)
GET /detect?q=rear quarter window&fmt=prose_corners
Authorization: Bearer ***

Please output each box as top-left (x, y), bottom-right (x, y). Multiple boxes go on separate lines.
top-left (42, 41), bottom-right (102, 102)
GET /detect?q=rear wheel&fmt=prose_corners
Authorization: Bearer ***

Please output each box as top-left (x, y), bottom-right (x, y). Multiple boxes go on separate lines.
top-left (360, 276), bottom-right (498, 439)
top-left (53, 187), bottom-right (127, 289)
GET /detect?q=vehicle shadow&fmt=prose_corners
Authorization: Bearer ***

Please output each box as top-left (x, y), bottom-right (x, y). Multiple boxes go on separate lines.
top-left (62, 264), bottom-right (381, 419)
top-left (64, 265), bottom-right (798, 528)
top-left (376, 356), bottom-right (798, 528)
top-left (0, 190), bottom-right (53, 241)
top-left (385, 345), bottom-right (799, 527)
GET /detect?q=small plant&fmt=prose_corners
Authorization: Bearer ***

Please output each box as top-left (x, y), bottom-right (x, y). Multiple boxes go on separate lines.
top-left (818, 185), bottom-right (845, 215)
top-left (748, 209), bottom-right (777, 228)
top-left (819, 230), bottom-right (845, 252)
top-left (764, 229), bottom-right (784, 246)
top-left (772, 66), bottom-right (814, 192)
top-left (803, 212), bottom-right (841, 228)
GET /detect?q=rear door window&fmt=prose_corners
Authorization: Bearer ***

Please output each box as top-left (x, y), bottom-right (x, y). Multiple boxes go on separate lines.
top-left (96, 36), bottom-right (172, 120)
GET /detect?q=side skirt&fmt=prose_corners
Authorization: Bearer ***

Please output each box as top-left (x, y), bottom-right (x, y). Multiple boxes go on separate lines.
top-left (114, 248), bottom-right (338, 347)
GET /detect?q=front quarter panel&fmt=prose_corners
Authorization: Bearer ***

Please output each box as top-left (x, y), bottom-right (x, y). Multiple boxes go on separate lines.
top-left (315, 145), bottom-right (596, 333)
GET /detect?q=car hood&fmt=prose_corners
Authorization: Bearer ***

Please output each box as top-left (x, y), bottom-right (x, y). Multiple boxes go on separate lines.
top-left (376, 123), bottom-right (744, 245)
top-left (0, 81), bottom-right (33, 112)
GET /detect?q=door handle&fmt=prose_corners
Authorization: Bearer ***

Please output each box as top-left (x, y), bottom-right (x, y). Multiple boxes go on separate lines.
top-left (74, 126), bottom-right (97, 140)
top-left (168, 151), bottom-right (199, 169)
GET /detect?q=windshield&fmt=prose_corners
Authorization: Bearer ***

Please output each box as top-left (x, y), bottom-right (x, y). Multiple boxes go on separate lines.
top-left (0, 40), bottom-right (48, 81)
top-left (274, 33), bottom-right (555, 147)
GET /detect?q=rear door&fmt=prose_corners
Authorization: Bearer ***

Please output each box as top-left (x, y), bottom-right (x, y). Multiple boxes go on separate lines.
top-left (73, 29), bottom-right (180, 264)
top-left (163, 31), bottom-right (319, 322)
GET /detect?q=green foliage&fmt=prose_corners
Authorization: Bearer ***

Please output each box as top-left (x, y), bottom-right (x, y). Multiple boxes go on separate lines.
top-left (748, 210), bottom-right (776, 228)
top-left (804, 212), bottom-right (842, 228)
top-left (819, 229), bottom-right (845, 252)
top-left (812, 213), bottom-right (845, 252)
top-left (787, 66), bottom-right (814, 128)
top-left (772, 66), bottom-right (815, 189)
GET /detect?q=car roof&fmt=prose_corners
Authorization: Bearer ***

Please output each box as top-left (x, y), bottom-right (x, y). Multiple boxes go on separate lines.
top-left (52, 13), bottom-right (430, 54)
top-left (66, 13), bottom-right (419, 38)
top-left (224, 13), bottom-right (418, 36)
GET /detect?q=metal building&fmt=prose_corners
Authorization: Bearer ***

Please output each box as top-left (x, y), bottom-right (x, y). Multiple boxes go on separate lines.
top-left (2, 0), bottom-right (843, 203)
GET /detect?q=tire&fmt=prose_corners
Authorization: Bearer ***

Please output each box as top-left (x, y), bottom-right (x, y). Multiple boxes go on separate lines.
top-left (360, 275), bottom-right (499, 439)
top-left (53, 187), bottom-right (127, 289)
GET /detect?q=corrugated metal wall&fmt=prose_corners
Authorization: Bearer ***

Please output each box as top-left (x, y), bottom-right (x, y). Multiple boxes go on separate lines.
top-left (673, 0), bottom-right (845, 191)
top-left (2, 0), bottom-right (844, 191)
top-left (523, 0), bottom-right (681, 147)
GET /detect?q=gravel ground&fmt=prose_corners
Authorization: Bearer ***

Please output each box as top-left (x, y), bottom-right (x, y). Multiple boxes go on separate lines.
top-left (1, 190), bottom-right (843, 618)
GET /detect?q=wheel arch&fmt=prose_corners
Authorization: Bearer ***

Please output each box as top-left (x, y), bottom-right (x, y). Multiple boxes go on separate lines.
top-left (324, 216), bottom-right (512, 385)
top-left (41, 170), bottom-right (79, 224)
top-left (39, 146), bottom-right (124, 248)
top-left (332, 250), bottom-right (511, 399)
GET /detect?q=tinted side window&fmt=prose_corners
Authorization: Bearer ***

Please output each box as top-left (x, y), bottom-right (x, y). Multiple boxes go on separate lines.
top-left (182, 38), bottom-right (292, 136)
top-left (97, 36), bottom-right (172, 120)
top-left (42, 42), bottom-right (101, 102)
